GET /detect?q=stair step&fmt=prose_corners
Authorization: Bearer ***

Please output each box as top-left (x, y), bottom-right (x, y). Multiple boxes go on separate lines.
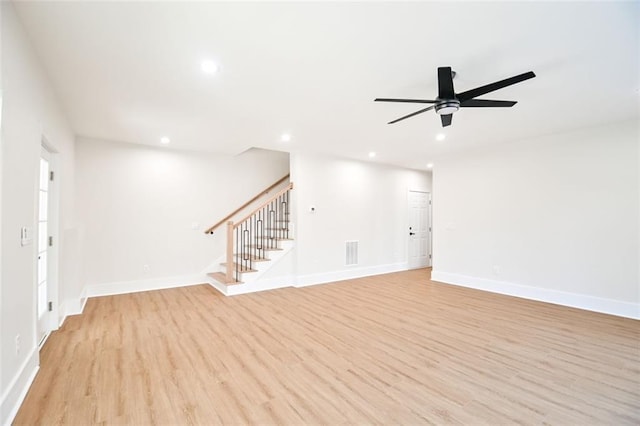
top-left (233, 254), bottom-right (270, 262)
top-left (245, 245), bottom-right (283, 251)
top-left (254, 236), bottom-right (293, 241)
top-left (207, 272), bottom-right (243, 285)
top-left (220, 263), bottom-right (257, 273)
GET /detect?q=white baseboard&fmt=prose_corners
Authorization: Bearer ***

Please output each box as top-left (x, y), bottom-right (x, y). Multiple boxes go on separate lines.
top-left (431, 270), bottom-right (639, 320)
top-left (1, 347), bottom-right (39, 426)
top-left (226, 275), bottom-right (296, 296)
top-left (206, 262), bottom-right (409, 296)
top-left (59, 296), bottom-right (88, 326)
top-left (295, 262), bottom-right (409, 288)
top-left (60, 275), bottom-right (205, 324)
top-left (84, 274), bottom-right (207, 299)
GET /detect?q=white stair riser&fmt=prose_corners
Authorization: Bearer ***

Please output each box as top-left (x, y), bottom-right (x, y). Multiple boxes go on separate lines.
top-left (217, 240), bottom-right (294, 283)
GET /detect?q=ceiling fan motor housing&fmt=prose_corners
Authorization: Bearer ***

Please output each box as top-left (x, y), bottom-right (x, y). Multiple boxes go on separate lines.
top-left (435, 99), bottom-right (460, 115)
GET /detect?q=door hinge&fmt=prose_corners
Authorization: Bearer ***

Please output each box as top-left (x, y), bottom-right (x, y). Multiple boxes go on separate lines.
top-left (49, 236), bottom-right (53, 247)
top-left (429, 254), bottom-right (432, 259)
top-left (48, 301), bottom-right (53, 311)
top-left (49, 171), bottom-right (54, 181)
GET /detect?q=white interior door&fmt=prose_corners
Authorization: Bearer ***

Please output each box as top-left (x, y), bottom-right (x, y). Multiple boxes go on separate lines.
top-left (37, 148), bottom-right (51, 346)
top-left (408, 190), bottom-right (431, 269)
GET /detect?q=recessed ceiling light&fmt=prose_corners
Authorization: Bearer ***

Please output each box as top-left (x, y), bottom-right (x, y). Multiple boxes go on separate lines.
top-left (160, 137), bottom-right (170, 144)
top-left (426, 163), bottom-right (434, 169)
top-left (281, 133), bottom-right (291, 142)
top-left (436, 133), bottom-right (446, 141)
top-left (201, 60), bottom-right (219, 74)
top-left (368, 152), bottom-right (376, 158)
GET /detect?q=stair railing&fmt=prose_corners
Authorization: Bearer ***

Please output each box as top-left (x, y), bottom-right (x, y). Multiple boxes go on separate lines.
top-left (225, 183), bottom-right (293, 283)
top-left (204, 173), bottom-right (290, 235)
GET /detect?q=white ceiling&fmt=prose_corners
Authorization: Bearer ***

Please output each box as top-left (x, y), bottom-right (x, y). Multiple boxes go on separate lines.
top-left (13, 1), bottom-right (640, 170)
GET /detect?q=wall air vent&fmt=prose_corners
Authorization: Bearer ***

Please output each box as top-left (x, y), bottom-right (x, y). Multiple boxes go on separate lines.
top-left (345, 241), bottom-right (358, 266)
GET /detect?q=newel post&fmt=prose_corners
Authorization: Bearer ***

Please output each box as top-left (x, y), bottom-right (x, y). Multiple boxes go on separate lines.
top-left (226, 221), bottom-right (234, 282)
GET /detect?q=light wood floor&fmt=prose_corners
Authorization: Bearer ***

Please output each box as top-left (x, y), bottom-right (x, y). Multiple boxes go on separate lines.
top-left (15, 269), bottom-right (640, 425)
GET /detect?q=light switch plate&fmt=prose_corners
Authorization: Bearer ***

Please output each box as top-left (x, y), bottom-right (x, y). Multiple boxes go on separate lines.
top-left (20, 226), bottom-right (33, 246)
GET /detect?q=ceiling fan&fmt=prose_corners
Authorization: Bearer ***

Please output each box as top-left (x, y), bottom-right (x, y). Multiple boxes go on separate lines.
top-left (375, 67), bottom-right (536, 127)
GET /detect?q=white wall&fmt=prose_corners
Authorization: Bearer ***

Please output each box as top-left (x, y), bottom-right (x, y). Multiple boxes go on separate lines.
top-left (1, 2), bottom-right (76, 423)
top-left (0, 3), bottom-right (4, 420)
top-left (432, 120), bottom-right (639, 318)
top-left (282, 152), bottom-right (431, 285)
top-left (75, 138), bottom-right (289, 291)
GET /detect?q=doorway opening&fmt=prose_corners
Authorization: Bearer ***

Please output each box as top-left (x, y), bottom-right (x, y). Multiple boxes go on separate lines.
top-left (37, 143), bottom-right (58, 347)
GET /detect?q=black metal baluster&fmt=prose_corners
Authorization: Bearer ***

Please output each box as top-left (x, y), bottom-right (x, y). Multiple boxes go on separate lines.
top-left (276, 195), bottom-right (281, 240)
top-left (252, 213), bottom-right (256, 270)
top-left (280, 195), bottom-right (285, 240)
top-left (283, 190), bottom-right (289, 239)
top-left (235, 226), bottom-right (239, 282)
top-left (269, 200), bottom-right (276, 249)
top-left (256, 212), bottom-right (262, 264)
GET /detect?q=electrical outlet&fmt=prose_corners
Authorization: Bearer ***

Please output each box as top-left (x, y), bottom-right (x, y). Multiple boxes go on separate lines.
top-left (15, 334), bottom-right (21, 355)
top-left (143, 264), bottom-right (150, 273)
top-left (493, 265), bottom-right (501, 275)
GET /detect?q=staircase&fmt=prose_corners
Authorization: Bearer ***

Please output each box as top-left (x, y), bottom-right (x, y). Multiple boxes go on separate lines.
top-left (204, 180), bottom-right (294, 295)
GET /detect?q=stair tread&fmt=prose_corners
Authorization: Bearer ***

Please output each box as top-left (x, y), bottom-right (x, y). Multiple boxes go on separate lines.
top-left (207, 272), bottom-right (243, 285)
top-left (245, 245), bottom-right (283, 251)
top-left (233, 254), bottom-right (270, 261)
top-left (255, 236), bottom-right (294, 241)
top-left (220, 262), bottom-right (258, 273)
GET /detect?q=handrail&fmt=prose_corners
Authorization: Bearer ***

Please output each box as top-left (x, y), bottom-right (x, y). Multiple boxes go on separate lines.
top-left (204, 174), bottom-right (290, 234)
top-left (233, 183), bottom-right (293, 228)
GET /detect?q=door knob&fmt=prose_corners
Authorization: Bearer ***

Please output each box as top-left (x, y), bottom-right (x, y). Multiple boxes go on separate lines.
top-left (409, 232), bottom-right (415, 236)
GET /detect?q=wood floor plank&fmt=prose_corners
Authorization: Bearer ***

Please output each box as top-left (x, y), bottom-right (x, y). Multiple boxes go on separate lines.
top-left (13, 268), bottom-right (640, 425)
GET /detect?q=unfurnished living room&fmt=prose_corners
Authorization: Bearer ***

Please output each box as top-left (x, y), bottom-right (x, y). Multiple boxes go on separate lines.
top-left (1, 1), bottom-right (638, 425)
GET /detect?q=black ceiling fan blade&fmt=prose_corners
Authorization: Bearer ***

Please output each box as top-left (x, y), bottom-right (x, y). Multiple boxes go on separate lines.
top-left (374, 98), bottom-right (438, 104)
top-left (438, 67), bottom-right (455, 99)
top-left (440, 114), bottom-right (453, 127)
top-left (457, 71), bottom-right (536, 102)
top-left (460, 99), bottom-right (517, 107)
top-left (388, 105), bottom-right (436, 124)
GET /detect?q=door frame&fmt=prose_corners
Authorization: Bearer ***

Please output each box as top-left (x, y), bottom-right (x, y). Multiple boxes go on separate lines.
top-left (407, 189), bottom-right (432, 268)
top-left (36, 138), bottom-right (60, 347)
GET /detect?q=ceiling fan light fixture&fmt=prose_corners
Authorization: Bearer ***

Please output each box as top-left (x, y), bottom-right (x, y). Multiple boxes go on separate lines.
top-left (435, 100), bottom-right (460, 115)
